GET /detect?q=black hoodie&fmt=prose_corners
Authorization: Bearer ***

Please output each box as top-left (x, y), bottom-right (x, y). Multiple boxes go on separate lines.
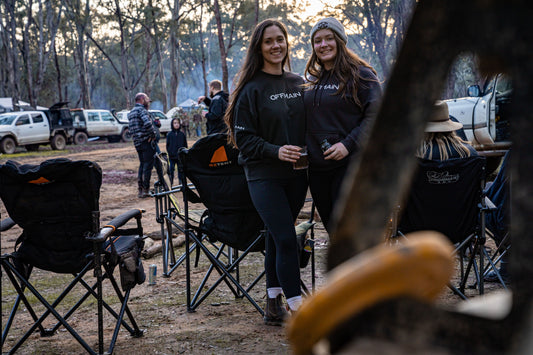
top-left (166, 120), bottom-right (188, 160)
top-left (204, 91), bottom-right (229, 134)
top-left (304, 66), bottom-right (382, 171)
top-left (234, 70), bottom-right (306, 181)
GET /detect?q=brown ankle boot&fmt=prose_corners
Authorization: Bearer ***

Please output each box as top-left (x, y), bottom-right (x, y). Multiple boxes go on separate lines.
top-left (263, 294), bottom-right (288, 326)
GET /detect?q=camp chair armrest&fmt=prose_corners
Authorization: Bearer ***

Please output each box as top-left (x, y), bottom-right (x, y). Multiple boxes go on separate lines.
top-left (105, 209), bottom-right (145, 230)
top-left (90, 209), bottom-right (145, 243)
top-left (480, 196), bottom-right (497, 211)
top-left (1, 217), bottom-right (16, 232)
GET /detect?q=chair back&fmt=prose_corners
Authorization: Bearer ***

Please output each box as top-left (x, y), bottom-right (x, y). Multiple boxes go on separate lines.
top-left (179, 133), bottom-right (264, 250)
top-left (0, 158), bottom-right (102, 273)
top-left (399, 156), bottom-right (486, 243)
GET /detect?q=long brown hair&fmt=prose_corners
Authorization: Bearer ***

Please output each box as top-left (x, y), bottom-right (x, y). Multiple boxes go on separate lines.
top-left (304, 31), bottom-right (378, 107)
top-left (224, 19), bottom-right (291, 147)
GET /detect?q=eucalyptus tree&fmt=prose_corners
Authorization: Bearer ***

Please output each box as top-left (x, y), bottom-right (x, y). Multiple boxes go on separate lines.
top-left (62, 0), bottom-right (92, 108)
top-left (335, 0), bottom-right (416, 81)
top-left (0, 0), bottom-right (21, 107)
top-left (168, 0), bottom-right (201, 109)
top-left (83, 0), bottom-right (157, 108)
top-left (18, 0), bottom-right (64, 108)
top-left (211, 0), bottom-right (257, 91)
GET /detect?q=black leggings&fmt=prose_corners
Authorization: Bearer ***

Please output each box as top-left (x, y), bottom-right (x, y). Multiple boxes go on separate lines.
top-left (309, 164), bottom-right (348, 234)
top-left (247, 174), bottom-right (307, 299)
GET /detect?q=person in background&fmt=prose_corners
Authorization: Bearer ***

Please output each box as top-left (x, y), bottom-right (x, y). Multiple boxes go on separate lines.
top-left (128, 92), bottom-right (157, 198)
top-left (180, 110), bottom-right (190, 138)
top-left (198, 80), bottom-right (229, 135)
top-left (225, 19), bottom-right (307, 325)
top-left (193, 113), bottom-right (203, 137)
top-left (416, 101), bottom-right (478, 160)
top-left (166, 117), bottom-right (188, 186)
top-left (304, 17), bottom-right (382, 234)
top-left (151, 112), bottom-right (162, 153)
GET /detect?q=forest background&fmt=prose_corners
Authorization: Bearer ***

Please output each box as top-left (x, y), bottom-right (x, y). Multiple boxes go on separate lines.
top-left (0, 0), bottom-right (480, 113)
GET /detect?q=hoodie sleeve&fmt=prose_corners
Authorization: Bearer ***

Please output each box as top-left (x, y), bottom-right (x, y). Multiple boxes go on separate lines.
top-left (234, 88), bottom-right (279, 160)
top-left (340, 68), bottom-right (382, 153)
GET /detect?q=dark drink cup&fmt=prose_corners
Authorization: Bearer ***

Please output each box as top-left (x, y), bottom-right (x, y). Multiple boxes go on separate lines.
top-left (293, 146), bottom-right (309, 170)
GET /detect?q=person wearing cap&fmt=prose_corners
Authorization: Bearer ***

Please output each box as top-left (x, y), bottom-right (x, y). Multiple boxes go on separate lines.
top-left (416, 101), bottom-right (478, 160)
top-left (304, 17), bottom-right (382, 234)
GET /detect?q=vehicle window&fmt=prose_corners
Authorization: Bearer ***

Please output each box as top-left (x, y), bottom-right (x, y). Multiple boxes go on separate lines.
top-left (31, 113), bottom-right (44, 123)
top-left (483, 77), bottom-right (496, 95)
top-left (495, 74), bottom-right (512, 94)
top-left (0, 114), bottom-right (17, 125)
top-left (101, 112), bottom-right (115, 122)
top-left (15, 115), bottom-right (31, 126)
top-left (152, 112), bottom-right (166, 120)
top-left (88, 112), bottom-right (100, 122)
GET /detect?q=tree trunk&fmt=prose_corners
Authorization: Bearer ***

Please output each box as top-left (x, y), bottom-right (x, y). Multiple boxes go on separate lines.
top-left (213, 0), bottom-right (229, 91)
top-left (2, 0), bottom-right (21, 108)
top-left (22, 0), bottom-right (35, 107)
top-left (53, 43), bottom-right (63, 102)
top-left (148, 0), bottom-right (168, 110)
top-left (199, 1), bottom-right (208, 96)
top-left (169, 0), bottom-right (180, 108)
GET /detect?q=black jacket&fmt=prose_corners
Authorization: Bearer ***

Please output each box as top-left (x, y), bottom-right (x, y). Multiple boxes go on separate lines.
top-left (166, 126), bottom-right (187, 160)
top-left (234, 70), bottom-right (306, 181)
top-left (204, 91), bottom-right (229, 135)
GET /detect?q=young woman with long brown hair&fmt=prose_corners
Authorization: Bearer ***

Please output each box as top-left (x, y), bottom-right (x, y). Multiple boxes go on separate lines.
top-left (225, 19), bottom-right (307, 325)
top-left (304, 17), bottom-right (382, 234)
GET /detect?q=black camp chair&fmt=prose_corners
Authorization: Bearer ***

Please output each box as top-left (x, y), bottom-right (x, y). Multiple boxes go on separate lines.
top-left (0, 159), bottom-right (145, 355)
top-left (153, 134), bottom-right (315, 315)
top-left (394, 156), bottom-right (505, 297)
top-left (153, 151), bottom-right (205, 276)
top-left (483, 150), bottom-right (511, 282)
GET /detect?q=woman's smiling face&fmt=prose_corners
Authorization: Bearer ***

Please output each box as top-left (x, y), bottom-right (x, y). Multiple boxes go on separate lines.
top-left (313, 28), bottom-right (337, 70)
top-left (261, 25), bottom-right (287, 73)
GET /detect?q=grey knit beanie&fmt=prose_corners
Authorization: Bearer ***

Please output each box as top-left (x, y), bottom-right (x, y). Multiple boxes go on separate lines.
top-left (310, 17), bottom-right (347, 44)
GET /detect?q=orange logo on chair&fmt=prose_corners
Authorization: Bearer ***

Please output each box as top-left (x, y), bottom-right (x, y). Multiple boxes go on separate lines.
top-left (209, 146), bottom-right (231, 167)
top-left (28, 177), bottom-right (51, 184)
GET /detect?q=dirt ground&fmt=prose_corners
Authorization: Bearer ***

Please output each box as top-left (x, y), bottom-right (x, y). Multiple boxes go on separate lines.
top-left (1, 139), bottom-right (507, 354)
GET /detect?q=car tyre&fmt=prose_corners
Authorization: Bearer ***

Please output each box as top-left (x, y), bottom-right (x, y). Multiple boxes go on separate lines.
top-left (0, 137), bottom-right (16, 154)
top-left (121, 128), bottom-right (132, 142)
top-left (50, 134), bottom-right (67, 150)
top-left (74, 131), bottom-right (89, 145)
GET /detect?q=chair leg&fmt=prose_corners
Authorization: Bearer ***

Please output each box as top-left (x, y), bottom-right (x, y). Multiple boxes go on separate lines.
top-left (2, 262), bottom-right (96, 354)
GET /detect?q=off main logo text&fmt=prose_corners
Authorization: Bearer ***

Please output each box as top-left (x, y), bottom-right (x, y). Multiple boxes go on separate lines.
top-left (313, 84), bottom-right (339, 91)
top-left (269, 91), bottom-right (302, 101)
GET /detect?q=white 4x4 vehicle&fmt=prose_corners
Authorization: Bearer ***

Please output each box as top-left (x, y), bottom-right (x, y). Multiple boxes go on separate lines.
top-left (116, 109), bottom-right (172, 136)
top-left (0, 105), bottom-right (74, 154)
top-left (444, 73), bottom-right (511, 154)
top-left (70, 108), bottom-right (131, 144)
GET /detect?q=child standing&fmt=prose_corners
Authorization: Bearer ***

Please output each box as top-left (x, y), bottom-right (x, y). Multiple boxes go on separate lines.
top-left (166, 117), bottom-right (188, 185)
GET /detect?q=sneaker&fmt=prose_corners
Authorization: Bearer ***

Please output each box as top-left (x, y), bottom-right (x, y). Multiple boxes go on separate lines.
top-left (484, 269), bottom-right (511, 284)
top-left (263, 294), bottom-right (288, 326)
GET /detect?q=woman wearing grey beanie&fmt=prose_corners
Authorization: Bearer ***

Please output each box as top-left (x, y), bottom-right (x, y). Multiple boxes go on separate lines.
top-left (304, 17), bottom-right (382, 234)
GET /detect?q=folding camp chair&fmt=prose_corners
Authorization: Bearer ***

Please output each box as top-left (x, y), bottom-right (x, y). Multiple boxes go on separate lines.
top-left (153, 151), bottom-right (205, 277)
top-left (154, 134), bottom-right (315, 315)
top-left (483, 150), bottom-right (511, 283)
top-left (393, 156), bottom-right (506, 297)
top-left (1, 159), bottom-right (145, 355)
